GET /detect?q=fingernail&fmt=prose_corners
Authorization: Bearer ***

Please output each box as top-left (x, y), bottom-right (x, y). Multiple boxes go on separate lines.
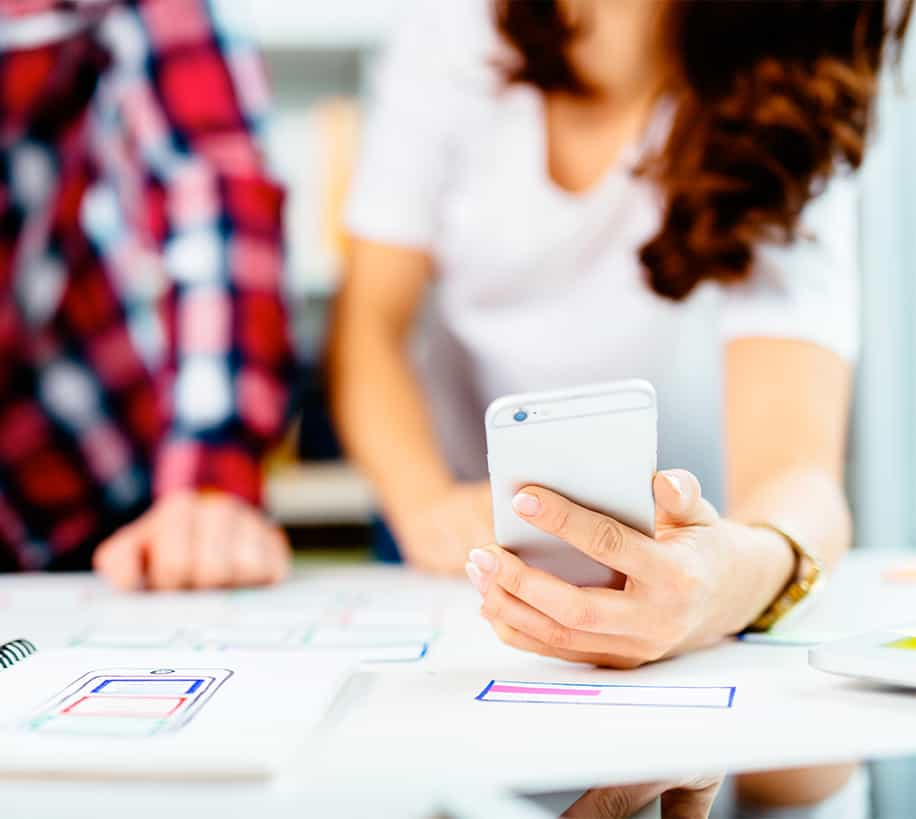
top-left (465, 561), bottom-right (488, 594)
top-left (661, 472), bottom-right (683, 497)
top-left (469, 547), bottom-right (498, 573)
top-left (512, 492), bottom-right (541, 517)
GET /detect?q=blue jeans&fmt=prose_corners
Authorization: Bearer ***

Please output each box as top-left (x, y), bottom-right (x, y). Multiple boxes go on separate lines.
top-left (371, 517), bottom-right (403, 564)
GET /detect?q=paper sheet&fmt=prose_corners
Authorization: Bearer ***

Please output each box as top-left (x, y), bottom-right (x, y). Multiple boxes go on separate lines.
top-left (0, 648), bottom-right (353, 779)
top-left (0, 570), bottom-right (447, 664)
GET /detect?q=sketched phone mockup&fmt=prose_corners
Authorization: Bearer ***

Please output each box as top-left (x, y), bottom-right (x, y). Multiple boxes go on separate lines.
top-left (25, 666), bottom-right (233, 738)
top-left (486, 380), bottom-right (657, 587)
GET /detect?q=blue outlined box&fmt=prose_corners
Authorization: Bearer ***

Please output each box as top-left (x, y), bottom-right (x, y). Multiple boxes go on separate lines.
top-left (92, 678), bottom-right (205, 696)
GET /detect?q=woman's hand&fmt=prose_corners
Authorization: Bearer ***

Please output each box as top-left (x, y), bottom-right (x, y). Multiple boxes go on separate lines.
top-left (564, 774), bottom-right (722, 819)
top-left (93, 491), bottom-right (291, 591)
top-left (397, 481), bottom-right (494, 575)
top-left (465, 470), bottom-right (794, 667)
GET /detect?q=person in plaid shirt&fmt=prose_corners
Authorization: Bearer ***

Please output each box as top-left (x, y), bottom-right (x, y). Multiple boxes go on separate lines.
top-left (0, 0), bottom-right (294, 588)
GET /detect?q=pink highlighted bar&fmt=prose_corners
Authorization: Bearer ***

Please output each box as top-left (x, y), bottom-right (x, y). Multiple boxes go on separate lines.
top-left (489, 685), bottom-right (600, 696)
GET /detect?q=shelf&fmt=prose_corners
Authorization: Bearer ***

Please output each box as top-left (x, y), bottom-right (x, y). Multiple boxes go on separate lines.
top-left (230, 0), bottom-right (407, 51)
top-left (266, 461), bottom-right (375, 525)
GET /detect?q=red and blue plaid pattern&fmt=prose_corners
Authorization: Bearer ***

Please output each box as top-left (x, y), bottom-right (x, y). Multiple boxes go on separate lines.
top-left (0, 0), bottom-right (292, 570)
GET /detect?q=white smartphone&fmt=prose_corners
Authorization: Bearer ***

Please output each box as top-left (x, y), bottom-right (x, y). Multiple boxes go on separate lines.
top-left (486, 379), bottom-right (657, 587)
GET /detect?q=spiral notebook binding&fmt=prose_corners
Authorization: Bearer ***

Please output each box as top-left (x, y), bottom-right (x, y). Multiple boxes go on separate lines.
top-left (0, 639), bottom-right (38, 669)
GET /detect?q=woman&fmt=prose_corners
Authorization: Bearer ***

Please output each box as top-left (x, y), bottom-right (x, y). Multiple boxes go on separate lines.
top-left (330, 0), bottom-right (910, 814)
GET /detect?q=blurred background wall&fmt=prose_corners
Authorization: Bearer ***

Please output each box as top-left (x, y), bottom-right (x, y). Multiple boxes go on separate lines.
top-left (853, 28), bottom-right (916, 554)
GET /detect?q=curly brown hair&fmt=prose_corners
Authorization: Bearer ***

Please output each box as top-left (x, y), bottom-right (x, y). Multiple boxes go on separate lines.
top-left (495, 0), bottom-right (913, 300)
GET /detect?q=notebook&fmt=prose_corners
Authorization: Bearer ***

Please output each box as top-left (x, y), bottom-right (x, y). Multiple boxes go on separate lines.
top-left (0, 638), bottom-right (353, 780)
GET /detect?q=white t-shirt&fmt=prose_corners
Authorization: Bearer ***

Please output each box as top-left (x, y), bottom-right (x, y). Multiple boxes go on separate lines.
top-left (345, 0), bottom-right (858, 510)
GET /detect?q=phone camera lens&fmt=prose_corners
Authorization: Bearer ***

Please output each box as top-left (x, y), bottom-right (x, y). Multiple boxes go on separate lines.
top-left (513, 410), bottom-right (528, 423)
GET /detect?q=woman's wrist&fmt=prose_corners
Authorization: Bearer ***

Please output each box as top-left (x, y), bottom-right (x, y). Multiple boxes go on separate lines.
top-left (724, 521), bottom-right (796, 635)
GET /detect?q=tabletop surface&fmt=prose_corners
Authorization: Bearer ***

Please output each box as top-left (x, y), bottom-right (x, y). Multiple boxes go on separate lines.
top-left (2, 548), bottom-right (916, 818)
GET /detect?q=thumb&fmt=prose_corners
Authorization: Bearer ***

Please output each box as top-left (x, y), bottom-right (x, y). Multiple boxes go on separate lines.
top-left (564, 782), bottom-right (666, 818)
top-left (661, 777), bottom-right (722, 818)
top-left (654, 470), bottom-right (718, 530)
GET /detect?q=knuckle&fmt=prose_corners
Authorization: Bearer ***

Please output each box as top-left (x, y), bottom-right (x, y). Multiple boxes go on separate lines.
top-left (480, 598), bottom-right (500, 621)
top-left (592, 786), bottom-right (634, 817)
top-left (156, 552), bottom-right (183, 574)
top-left (150, 572), bottom-right (179, 591)
top-left (547, 503), bottom-right (572, 538)
top-left (562, 600), bottom-right (596, 631)
top-left (151, 559), bottom-right (183, 588)
top-left (501, 566), bottom-right (523, 598)
top-left (542, 622), bottom-right (572, 650)
top-left (588, 518), bottom-right (624, 560)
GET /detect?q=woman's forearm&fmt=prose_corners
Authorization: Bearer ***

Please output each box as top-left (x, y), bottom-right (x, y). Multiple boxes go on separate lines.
top-left (328, 310), bottom-right (454, 531)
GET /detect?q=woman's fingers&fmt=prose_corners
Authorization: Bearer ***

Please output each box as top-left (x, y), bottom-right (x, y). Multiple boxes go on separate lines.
top-left (661, 777), bottom-right (722, 819)
top-left (478, 579), bottom-right (655, 656)
top-left (468, 545), bottom-right (645, 635)
top-left (489, 620), bottom-right (644, 669)
top-left (654, 470), bottom-right (718, 530)
top-left (564, 776), bottom-right (722, 819)
top-left (512, 487), bottom-right (659, 580)
top-left (564, 782), bottom-right (667, 818)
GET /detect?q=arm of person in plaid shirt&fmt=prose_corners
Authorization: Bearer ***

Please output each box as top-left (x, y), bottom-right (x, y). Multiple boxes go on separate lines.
top-left (94, 0), bottom-right (293, 590)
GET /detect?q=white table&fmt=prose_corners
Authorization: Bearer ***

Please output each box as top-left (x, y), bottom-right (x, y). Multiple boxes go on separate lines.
top-left (4, 549), bottom-right (916, 818)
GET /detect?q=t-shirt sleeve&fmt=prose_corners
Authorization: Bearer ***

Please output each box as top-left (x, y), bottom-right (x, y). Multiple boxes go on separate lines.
top-left (345, 0), bottom-right (488, 249)
top-left (720, 173), bottom-right (860, 361)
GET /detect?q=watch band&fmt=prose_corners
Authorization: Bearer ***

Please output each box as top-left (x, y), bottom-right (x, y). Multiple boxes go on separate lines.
top-left (745, 522), bottom-right (823, 633)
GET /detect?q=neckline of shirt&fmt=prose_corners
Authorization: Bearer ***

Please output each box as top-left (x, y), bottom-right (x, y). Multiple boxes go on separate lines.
top-left (527, 88), bottom-right (676, 207)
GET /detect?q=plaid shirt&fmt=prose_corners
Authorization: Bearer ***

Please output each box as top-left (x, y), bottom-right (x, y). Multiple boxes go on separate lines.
top-left (0, 0), bottom-right (292, 570)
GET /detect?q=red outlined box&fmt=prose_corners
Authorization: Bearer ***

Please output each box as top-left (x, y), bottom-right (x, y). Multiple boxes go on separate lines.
top-left (61, 695), bottom-right (187, 718)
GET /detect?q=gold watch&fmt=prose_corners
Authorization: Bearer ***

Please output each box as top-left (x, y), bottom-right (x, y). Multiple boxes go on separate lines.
top-left (745, 522), bottom-right (824, 633)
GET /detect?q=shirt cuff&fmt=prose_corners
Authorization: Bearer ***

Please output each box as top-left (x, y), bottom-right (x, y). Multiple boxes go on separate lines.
top-left (154, 439), bottom-right (263, 506)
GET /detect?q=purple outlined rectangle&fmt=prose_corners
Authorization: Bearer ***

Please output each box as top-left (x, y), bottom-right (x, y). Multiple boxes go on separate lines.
top-left (476, 680), bottom-right (736, 709)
